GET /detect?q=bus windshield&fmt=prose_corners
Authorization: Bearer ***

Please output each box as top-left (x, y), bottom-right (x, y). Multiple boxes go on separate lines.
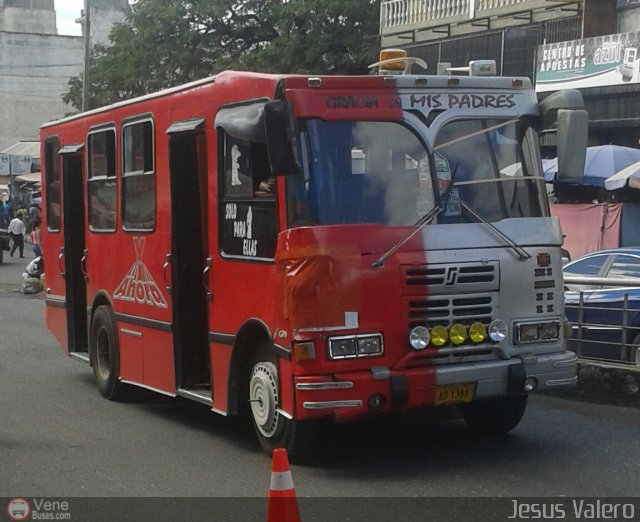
top-left (285, 118), bottom-right (547, 227)
top-left (434, 118), bottom-right (548, 224)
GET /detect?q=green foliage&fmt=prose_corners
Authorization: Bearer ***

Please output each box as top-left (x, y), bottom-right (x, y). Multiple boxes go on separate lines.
top-left (64, 0), bottom-right (381, 111)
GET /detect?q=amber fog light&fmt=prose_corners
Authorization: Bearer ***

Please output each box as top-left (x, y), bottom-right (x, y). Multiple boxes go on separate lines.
top-left (449, 323), bottom-right (468, 345)
top-left (431, 325), bottom-right (449, 346)
top-left (469, 322), bottom-right (487, 343)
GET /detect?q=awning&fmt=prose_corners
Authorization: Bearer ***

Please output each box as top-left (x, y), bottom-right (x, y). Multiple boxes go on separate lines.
top-left (604, 160), bottom-right (640, 190)
top-left (14, 172), bottom-right (41, 183)
top-left (1, 141), bottom-right (40, 158)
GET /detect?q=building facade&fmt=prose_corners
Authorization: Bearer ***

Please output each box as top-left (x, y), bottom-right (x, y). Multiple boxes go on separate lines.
top-left (0, 0), bottom-right (128, 151)
top-left (379, 0), bottom-right (640, 147)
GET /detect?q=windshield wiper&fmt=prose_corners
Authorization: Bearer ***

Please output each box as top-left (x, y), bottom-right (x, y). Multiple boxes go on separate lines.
top-left (372, 180), bottom-right (460, 269)
top-left (371, 204), bottom-right (442, 269)
top-left (458, 198), bottom-right (531, 261)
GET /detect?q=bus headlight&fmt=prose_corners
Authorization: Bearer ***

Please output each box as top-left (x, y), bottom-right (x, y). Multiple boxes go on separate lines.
top-left (409, 326), bottom-right (430, 350)
top-left (328, 337), bottom-right (356, 358)
top-left (489, 319), bottom-right (508, 342)
top-left (357, 335), bottom-right (383, 356)
top-left (515, 321), bottom-right (560, 344)
top-left (328, 334), bottom-right (384, 359)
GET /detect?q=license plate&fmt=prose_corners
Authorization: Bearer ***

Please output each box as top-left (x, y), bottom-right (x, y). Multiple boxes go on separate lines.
top-left (435, 383), bottom-right (474, 405)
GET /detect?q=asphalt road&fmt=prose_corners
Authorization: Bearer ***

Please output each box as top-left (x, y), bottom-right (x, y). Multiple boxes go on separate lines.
top-left (1, 251), bottom-right (640, 521)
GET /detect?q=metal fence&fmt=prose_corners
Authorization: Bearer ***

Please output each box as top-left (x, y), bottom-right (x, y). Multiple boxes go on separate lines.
top-left (405, 15), bottom-right (582, 80)
top-left (564, 284), bottom-right (640, 367)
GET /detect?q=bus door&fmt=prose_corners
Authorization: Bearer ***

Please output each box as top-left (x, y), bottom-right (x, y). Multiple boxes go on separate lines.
top-left (59, 144), bottom-right (88, 356)
top-left (166, 119), bottom-right (211, 398)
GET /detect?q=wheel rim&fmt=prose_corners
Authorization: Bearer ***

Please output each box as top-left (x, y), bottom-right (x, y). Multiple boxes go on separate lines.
top-left (95, 326), bottom-right (111, 382)
top-left (249, 362), bottom-right (279, 438)
top-left (634, 346), bottom-right (640, 367)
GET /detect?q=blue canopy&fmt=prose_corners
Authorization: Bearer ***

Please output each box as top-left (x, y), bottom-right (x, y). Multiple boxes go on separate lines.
top-left (543, 145), bottom-right (640, 186)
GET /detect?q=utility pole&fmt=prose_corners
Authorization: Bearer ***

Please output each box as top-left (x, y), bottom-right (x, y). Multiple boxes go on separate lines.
top-left (81, 0), bottom-right (91, 112)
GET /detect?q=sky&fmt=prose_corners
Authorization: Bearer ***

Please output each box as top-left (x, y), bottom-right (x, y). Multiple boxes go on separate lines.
top-left (55, 0), bottom-right (85, 36)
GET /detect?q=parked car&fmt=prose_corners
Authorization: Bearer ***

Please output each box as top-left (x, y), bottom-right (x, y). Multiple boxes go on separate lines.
top-left (563, 248), bottom-right (640, 365)
top-left (0, 228), bottom-right (9, 263)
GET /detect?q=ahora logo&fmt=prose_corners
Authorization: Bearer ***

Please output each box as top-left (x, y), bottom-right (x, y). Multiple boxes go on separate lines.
top-left (113, 237), bottom-right (168, 308)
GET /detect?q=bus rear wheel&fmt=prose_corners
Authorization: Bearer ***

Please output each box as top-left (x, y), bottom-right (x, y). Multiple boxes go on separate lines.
top-left (90, 305), bottom-right (126, 400)
top-left (248, 356), bottom-right (315, 459)
top-left (460, 394), bottom-right (528, 435)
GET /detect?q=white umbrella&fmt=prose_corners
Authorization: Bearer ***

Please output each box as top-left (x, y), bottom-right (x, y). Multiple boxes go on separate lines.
top-left (500, 159), bottom-right (556, 178)
top-left (604, 160), bottom-right (640, 190)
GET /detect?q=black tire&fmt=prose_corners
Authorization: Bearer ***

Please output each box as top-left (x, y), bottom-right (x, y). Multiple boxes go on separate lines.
top-left (0, 248), bottom-right (3, 264)
top-left (90, 305), bottom-right (126, 400)
top-left (627, 333), bottom-right (640, 367)
top-left (460, 394), bottom-right (528, 435)
top-left (247, 353), bottom-right (317, 459)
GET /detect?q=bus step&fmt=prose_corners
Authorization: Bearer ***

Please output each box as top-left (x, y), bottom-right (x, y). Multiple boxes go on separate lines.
top-left (69, 352), bottom-right (90, 364)
top-left (177, 387), bottom-right (212, 406)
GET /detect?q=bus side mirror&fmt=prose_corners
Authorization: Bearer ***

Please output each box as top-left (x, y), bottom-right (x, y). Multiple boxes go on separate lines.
top-left (264, 101), bottom-right (301, 176)
top-left (556, 109), bottom-right (588, 181)
top-left (538, 89), bottom-right (587, 182)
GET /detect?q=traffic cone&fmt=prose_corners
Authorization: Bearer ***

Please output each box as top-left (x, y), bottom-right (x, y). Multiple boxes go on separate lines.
top-left (267, 448), bottom-right (302, 522)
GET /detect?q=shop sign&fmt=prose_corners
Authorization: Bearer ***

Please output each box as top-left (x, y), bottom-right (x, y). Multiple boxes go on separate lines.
top-left (536, 32), bottom-right (640, 92)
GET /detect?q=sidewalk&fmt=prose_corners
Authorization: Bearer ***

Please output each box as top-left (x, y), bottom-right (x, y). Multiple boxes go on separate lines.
top-left (0, 241), bottom-right (37, 294)
top-left (543, 360), bottom-right (640, 408)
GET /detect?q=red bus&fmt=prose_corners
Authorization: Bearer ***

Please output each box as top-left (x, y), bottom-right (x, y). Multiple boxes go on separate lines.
top-left (41, 62), bottom-right (585, 456)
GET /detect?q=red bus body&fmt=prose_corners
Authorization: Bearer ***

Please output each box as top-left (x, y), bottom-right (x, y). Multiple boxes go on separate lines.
top-left (41, 69), bottom-right (579, 454)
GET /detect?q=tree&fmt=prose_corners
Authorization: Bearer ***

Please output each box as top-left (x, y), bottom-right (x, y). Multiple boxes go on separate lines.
top-left (243, 0), bottom-right (380, 75)
top-left (64, 0), bottom-right (381, 111)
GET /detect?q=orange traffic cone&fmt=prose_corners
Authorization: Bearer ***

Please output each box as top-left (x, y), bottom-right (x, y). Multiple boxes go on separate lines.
top-left (267, 448), bottom-right (302, 522)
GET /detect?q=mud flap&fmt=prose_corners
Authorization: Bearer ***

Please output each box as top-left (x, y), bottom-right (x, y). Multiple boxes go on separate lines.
top-left (507, 362), bottom-right (526, 395)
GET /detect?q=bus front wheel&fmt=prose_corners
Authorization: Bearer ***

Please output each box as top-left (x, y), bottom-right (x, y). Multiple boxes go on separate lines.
top-left (460, 394), bottom-right (528, 434)
top-left (248, 356), bottom-right (315, 459)
top-left (90, 305), bottom-right (126, 400)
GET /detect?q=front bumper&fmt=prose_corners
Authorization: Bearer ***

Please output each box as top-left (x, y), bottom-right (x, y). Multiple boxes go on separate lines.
top-left (294, 350), bottom-right (578, 421)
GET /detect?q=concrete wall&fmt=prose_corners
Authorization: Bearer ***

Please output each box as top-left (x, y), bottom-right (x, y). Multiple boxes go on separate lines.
top-left (0, 32), bottom-right (83, 150)
top-left (618, 6), bottom-right (640, 32)
top-left (0, 0), bottom-right (54, 7)
top-left (90, 0), bottom-right (128, 47)
top-left (0, 0), bottom-right (130, 150)
top-left (0, 6), bottom-right (56, 34)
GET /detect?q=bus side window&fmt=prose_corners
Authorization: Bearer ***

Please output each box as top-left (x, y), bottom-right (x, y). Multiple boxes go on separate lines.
top-left (87, 128), bottom-right (117, 232)
top-left (122, 119), bottom-right (156, 231)
top-left (219, 132), bottom-right (279, 259)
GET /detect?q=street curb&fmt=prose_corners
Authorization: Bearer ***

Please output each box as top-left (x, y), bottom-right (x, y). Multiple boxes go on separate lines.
top-left (542, 360), bottom-right (640, 408)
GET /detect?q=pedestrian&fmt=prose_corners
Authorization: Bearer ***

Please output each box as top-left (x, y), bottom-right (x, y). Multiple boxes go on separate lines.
top-left (8, 215), bottom-right (26, 258)
top-left (29, 202), bottom-right (40, 228)
top-left (1, 200), bottom-right (10, 228)
top-left (31, 223), bottom-right (42, 258)
top-left (16, 205), bottom-right (29, 228)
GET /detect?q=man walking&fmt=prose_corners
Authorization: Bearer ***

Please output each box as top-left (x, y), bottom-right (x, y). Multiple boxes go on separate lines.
top-left (8, 215), bottom-right (26, 258)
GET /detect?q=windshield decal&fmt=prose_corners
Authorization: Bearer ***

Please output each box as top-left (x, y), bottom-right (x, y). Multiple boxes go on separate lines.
top-left (392, 93), bottom-right (517, 111)
top-left (113, 237), bottom-right (168, 308)
top-left (325, 95), bottom-right (379, 110)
